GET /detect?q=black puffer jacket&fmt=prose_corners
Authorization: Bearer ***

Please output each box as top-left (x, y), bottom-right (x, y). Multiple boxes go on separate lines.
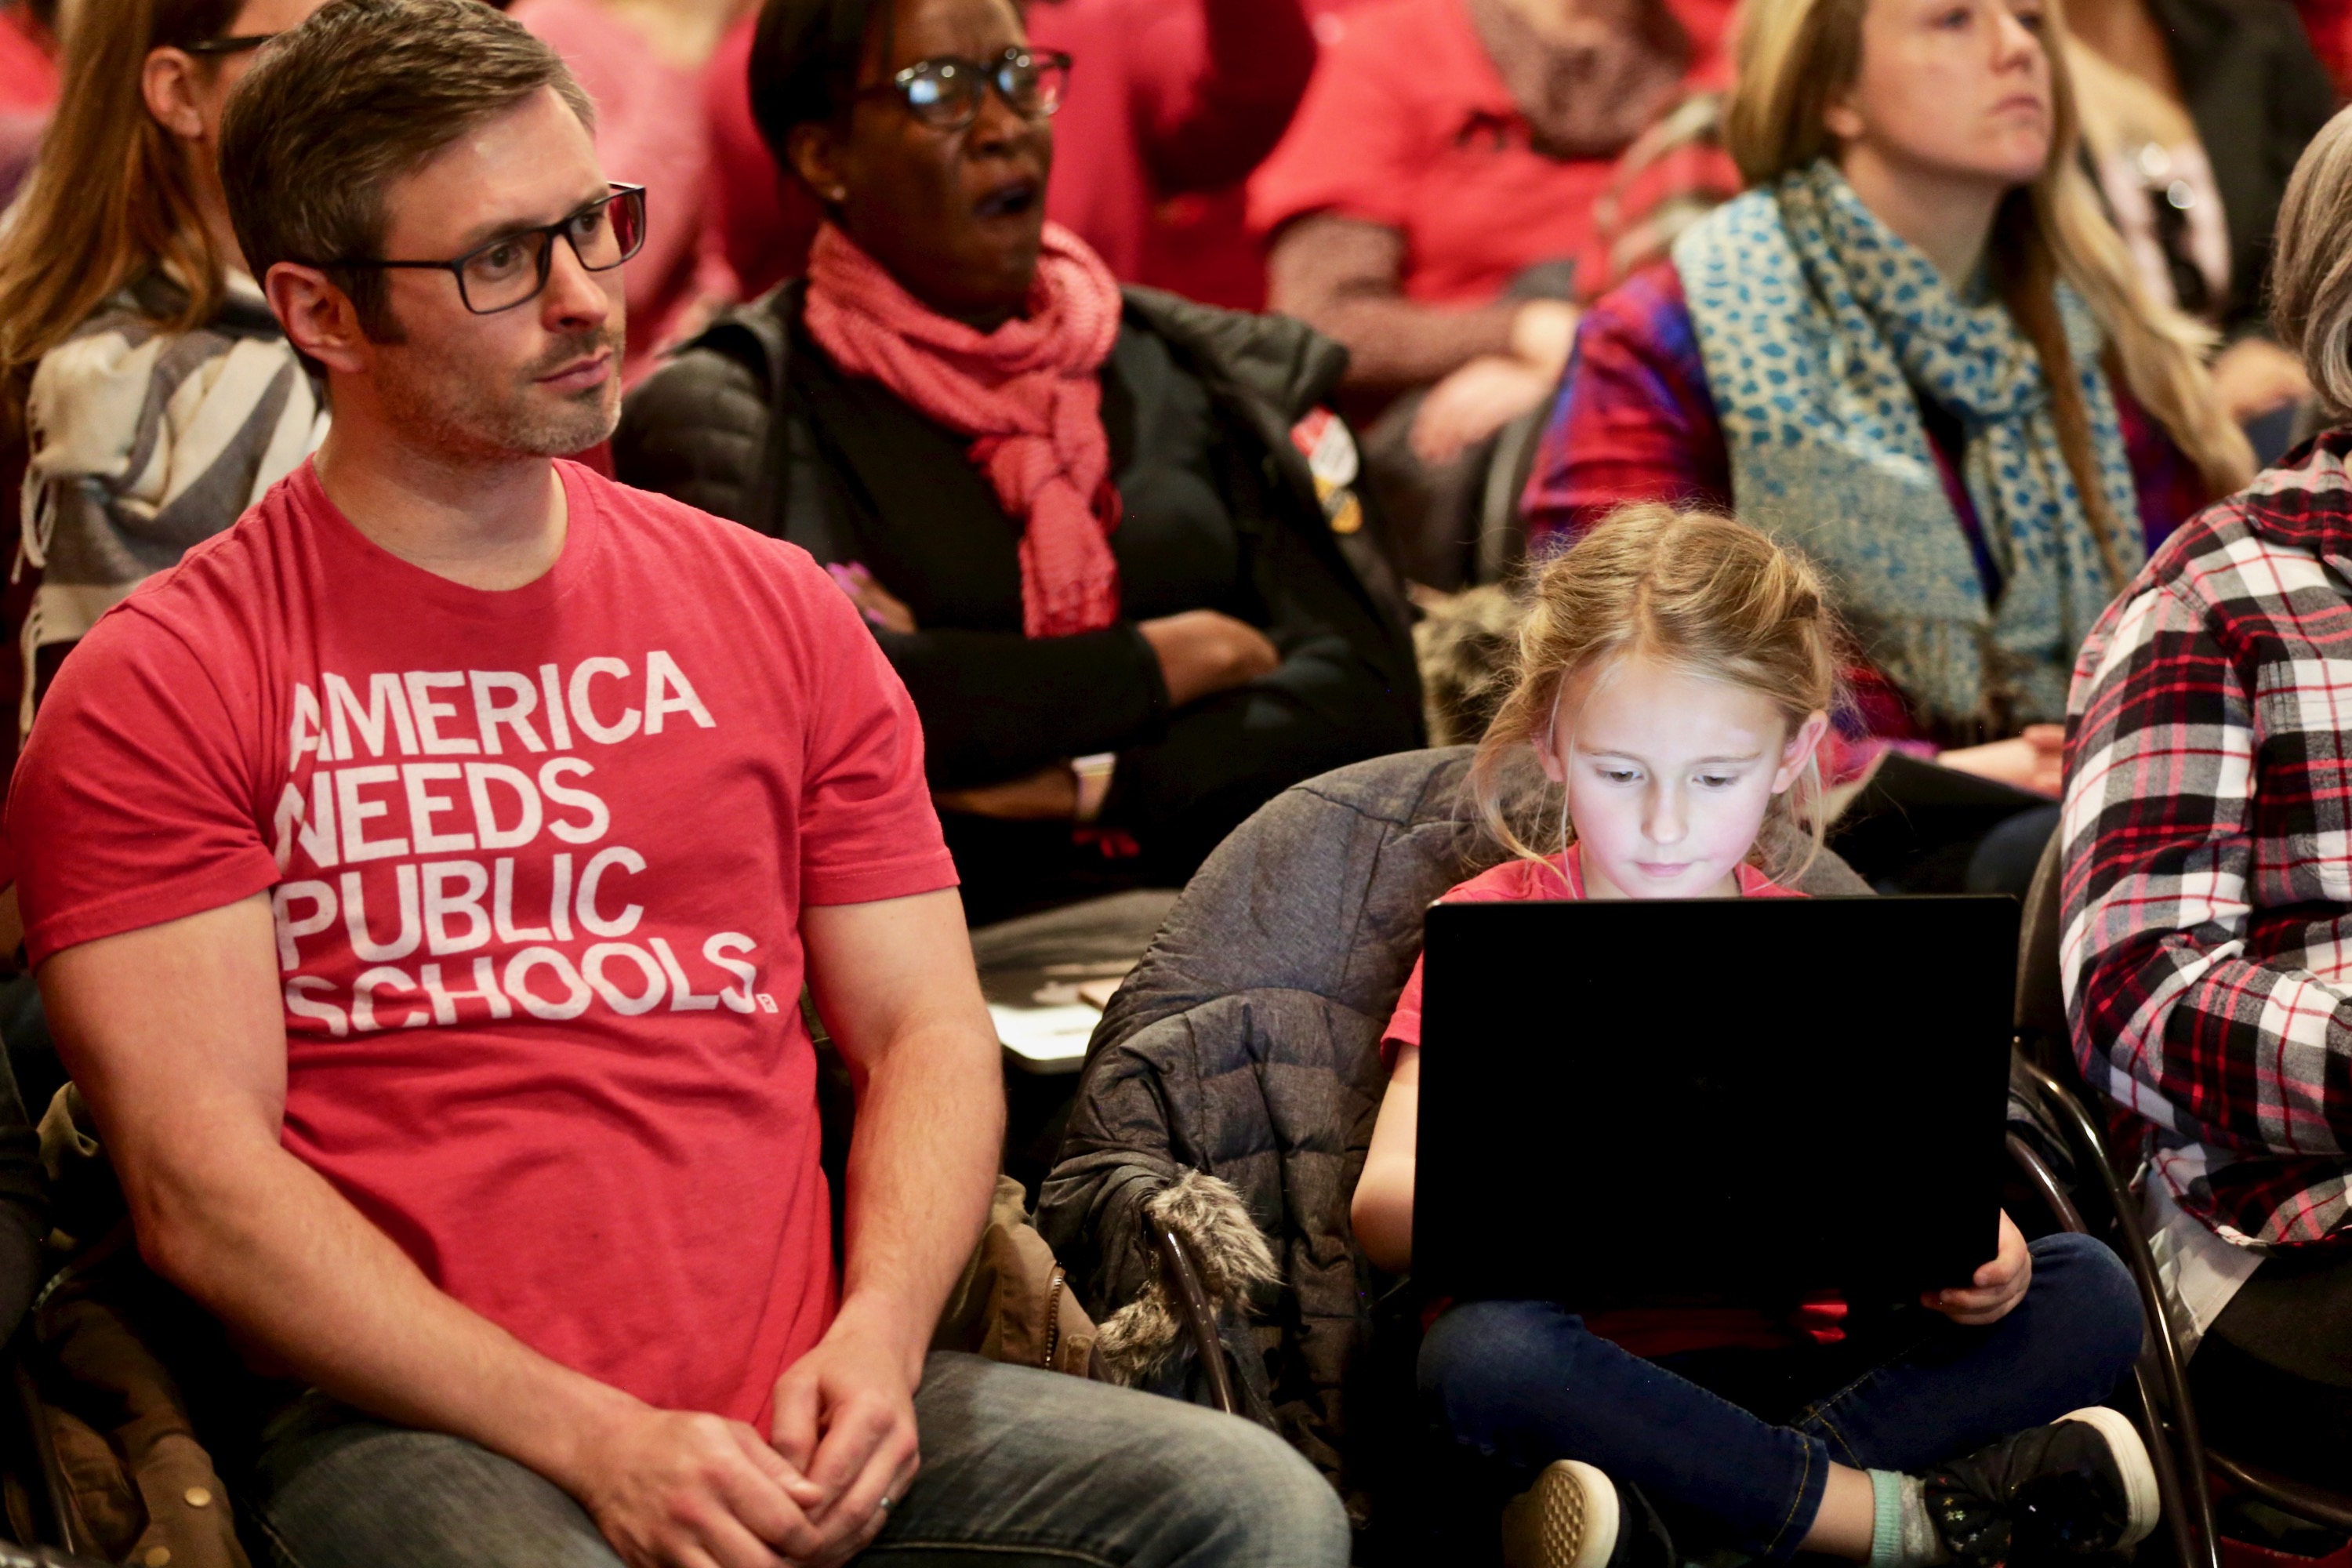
top-left (622, 279), bottom-right (1392, 566)
top-left (615, 281), bottom-right (1414, 655)
top-left (615, 284), bottom-right (1424, 915)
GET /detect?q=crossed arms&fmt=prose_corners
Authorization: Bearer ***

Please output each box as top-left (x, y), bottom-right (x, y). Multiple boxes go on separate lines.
top-left (40, 884), bottom-right (1002, 1568)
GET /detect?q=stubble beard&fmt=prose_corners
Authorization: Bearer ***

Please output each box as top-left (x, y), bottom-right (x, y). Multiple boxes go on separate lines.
top-left (378, 325), bottom-right (626, 463)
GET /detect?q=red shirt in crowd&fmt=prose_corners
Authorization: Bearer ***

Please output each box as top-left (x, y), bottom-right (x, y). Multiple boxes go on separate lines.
top-left (513, 0), bottom-right (719, 383)
top-left (9, 460), bottom-right (957, 1425)
top-left (1383, 844), bottom-right (1838, 1359)
top-left (0, 7), bottom-right (52, 115)
top-left (2294, 0), bottom-right (2352, 96)
top-left (702, 0), bottom-right (1317, 308)
top-left (1247, 0), bottom-right (1733, 307)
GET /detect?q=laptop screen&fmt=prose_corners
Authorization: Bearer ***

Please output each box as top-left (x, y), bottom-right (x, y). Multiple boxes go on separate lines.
top-left (1412, 894), bottom-right (2019, 1308)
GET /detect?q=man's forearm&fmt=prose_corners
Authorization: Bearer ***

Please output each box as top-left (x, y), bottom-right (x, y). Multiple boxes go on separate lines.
top-left (1266, 219), bottom-right (1519, 392)
top-left (138, 1135), bottom-right (641, 1491)
top-left (833, 1018), bottom-right (1004, 1374)
top-left (40, 898), bottom-right (648, 1497)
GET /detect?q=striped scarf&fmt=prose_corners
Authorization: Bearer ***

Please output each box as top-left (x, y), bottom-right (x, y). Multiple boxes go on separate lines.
top-left (20, 269), bottom-right (325, 733)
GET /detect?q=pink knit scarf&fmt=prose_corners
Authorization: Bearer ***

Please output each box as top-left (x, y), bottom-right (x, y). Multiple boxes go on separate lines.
top-left (805, 221), bottom-right (1126, 638)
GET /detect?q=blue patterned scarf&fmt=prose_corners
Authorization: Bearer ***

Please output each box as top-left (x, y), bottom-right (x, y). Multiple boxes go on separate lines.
top-left (1673, 160), bottom-right (2142, 731)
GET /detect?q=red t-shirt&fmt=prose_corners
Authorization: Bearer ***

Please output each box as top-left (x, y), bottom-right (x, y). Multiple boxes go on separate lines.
top-left (1247, 0), bottom-right (1733, 306)
top-left (0, 9), bottom-right (53, 116)
top-left (1381, 846), bottom-right (1838, 1358)
top-left (9, 460), bottom-right (958, 1425)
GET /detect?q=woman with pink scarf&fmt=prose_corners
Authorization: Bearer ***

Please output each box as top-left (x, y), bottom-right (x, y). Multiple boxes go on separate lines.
top-left (615, 0), bottom-right (1421, 925)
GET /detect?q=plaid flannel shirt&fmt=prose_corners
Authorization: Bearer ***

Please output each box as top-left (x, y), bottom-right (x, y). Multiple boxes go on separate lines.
top-left (2062, 430), bottom-right (2352, 1249)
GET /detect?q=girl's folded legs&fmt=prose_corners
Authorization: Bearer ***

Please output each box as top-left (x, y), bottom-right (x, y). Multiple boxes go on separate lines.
top-left (1419, 1294), bottom-right (1838, 1562)
top-left (1418, 1235), bottom-right (2147, 1564)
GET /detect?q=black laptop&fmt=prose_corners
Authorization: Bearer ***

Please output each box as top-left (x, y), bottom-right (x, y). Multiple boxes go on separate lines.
top-left (1411, 895), bottom-right (2020, 1310)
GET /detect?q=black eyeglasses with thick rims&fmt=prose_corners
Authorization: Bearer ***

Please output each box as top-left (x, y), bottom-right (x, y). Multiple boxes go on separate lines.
top-left (319, 183), bottom-right (647, 316)
top-left (859, 48), bottom-right (1071, 132)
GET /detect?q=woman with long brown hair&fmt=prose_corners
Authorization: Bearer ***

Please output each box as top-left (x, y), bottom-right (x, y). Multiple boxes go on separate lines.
top-left (1519, 0), bottom-right (2251, 889)
top-left (1, 0), bottom-right (326, 731)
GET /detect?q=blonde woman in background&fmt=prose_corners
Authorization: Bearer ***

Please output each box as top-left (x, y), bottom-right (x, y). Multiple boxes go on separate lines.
top-left (1521, 0), bottom-right (2251, 892)
top-left (0, 0), bottom-right (327, 735)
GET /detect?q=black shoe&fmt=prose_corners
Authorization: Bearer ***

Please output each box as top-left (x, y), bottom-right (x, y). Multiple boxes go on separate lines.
top-left (1501, 1461), bottom-right (1675, 1568)
top-left (1924, 1406), bottom-right (2161, 1566)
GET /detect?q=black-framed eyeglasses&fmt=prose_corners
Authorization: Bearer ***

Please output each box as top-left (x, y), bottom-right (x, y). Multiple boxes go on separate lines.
top-left (859, 48), bottom-right (1071, 132)
top-left (320, 183), bottom-right (647, 315)
top-left (182, 33), bottom-right (276, 55)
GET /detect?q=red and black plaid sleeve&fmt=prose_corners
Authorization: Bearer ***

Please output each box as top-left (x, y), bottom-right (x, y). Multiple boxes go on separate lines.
top-left (2063, 505), bottom-right (2352, 1244)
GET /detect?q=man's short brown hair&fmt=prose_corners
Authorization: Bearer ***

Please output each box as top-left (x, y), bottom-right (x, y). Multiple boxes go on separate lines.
top-left (220, 0), bottom-right (597, 333)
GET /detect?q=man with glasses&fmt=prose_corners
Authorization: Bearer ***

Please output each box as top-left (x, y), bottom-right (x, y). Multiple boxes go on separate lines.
top-left (5, 1), bottom-right (1349, 1564)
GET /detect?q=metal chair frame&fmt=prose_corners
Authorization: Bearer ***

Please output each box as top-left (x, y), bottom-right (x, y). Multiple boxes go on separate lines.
top-left (1149, 1225), bottom-right (1241, 1417)
top-left (2006, 1062), bottom-right (2220, 1568)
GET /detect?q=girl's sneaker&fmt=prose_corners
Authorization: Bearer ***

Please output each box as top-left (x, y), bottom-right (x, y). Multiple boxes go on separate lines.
top-left (1501, 1460), bottom-right (1675, 1568)
top-left (1923, 1406), bottom-right (2162, 1565)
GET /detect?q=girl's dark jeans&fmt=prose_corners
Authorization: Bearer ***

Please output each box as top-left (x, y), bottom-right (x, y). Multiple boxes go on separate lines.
top-left (1417, 1232), bottom-right (2143, 1559)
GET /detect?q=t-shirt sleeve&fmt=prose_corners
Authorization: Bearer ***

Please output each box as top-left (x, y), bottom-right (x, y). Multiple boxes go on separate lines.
top-left (1380, 953), bottom-right (1428, 1073)
top-left (1246, 24), bottom-right (1419, 238)
top-left (1381, 858), bottom-right (1568, 1069)
top-left (788, 561), bottom-right (960, 907)
top-left (9, 608), bottom-right (278, 964)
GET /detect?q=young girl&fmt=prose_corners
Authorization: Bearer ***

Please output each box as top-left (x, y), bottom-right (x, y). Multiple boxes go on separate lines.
top-left (1355, 505), bottom-right (2154, 1568)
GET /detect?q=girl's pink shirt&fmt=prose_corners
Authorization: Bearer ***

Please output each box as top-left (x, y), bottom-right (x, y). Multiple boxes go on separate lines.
top-left (1380, 844), bottom-right (1798, 1068)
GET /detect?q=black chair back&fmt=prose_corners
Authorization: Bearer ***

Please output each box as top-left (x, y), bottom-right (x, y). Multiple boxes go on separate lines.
top-left (2014, 830), bottom-right (2069, 1067)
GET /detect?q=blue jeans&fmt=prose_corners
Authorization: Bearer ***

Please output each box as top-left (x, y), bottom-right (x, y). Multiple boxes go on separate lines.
top-left (1419, 1233), bottom-right (2143, 1560)
top-left (241, 1352), bottom-right (1349, 1567)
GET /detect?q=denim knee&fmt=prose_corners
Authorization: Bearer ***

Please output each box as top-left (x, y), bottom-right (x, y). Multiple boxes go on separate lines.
top-left (1052, 1374), bottom-right (1348, 1566)
top-left (1418, 1298), bottom-right (1595, 1454)
top-left (252, 1420), bottom-right (619, 1568)
top-left (2025, 1232), bottom-right (2144, 1391)
top-left (1189, 1416), bottom-right (1352, 1563)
